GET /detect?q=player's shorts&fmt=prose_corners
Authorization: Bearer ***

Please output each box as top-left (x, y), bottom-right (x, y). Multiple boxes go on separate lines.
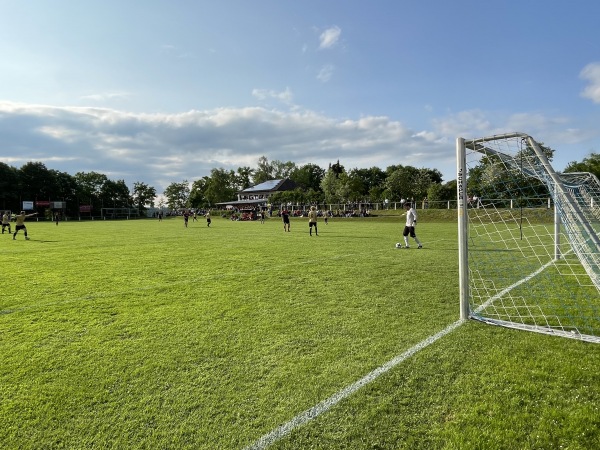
top-left (403, 226), bottom-right (416, 238)
top-left (309, 222), bottom-right (317, 228)
top-left (282, 217), bottom-right (290, 224)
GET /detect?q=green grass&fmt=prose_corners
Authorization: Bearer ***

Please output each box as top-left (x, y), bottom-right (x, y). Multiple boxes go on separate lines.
top-left (1, 216), bottom-right (599, 449)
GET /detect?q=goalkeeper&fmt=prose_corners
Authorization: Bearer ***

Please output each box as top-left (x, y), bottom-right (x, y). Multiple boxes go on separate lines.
top-left (402, 202), bottom-right (422, 249)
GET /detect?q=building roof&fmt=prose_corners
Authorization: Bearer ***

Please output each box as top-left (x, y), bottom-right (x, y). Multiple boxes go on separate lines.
top-left (240, 178), bottom-right (297, 194)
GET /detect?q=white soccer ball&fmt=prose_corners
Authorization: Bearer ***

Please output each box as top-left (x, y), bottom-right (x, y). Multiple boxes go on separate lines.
top-left (395, 242), bottom-right (402, 249)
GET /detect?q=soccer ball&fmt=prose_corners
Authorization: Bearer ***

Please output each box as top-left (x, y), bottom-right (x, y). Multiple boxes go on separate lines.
top-left (395, 242), bottom-right (402, 249)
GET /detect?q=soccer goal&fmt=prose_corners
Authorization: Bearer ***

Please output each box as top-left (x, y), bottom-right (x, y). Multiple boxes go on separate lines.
top-left (101, 207), bottom-right (139, 219)
top-left (456, 132), bottom-right (600, 343)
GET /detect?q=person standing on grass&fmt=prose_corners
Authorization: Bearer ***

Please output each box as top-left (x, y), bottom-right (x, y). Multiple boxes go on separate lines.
top-left (13, 211), bottom-right (37, 240)
top-left (205, 210), bottom-right (211, 227)
top-left (281, 208), bottom-right (290, 232)
top-left (308, 206), bottom-right (318, 236)
top-left (402, 202), bottom-right (422, 249)
top-left (2, 211), bottom-right (11, 234)
top-left (183, 210), bottom-right (190, 228)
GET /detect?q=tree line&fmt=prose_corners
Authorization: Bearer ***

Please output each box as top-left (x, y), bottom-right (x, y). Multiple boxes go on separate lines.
top-left (1, 151), bottom-right (598, 216)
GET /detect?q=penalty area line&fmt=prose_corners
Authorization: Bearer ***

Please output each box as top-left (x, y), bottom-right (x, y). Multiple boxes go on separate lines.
top-left (244, 319), bottom-right (464, 450)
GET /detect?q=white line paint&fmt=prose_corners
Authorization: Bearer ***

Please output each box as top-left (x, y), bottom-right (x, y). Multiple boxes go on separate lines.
top-left (244, 319), bottom-right (464, 450)
top-left (245, 257), bottom-right (555, 449)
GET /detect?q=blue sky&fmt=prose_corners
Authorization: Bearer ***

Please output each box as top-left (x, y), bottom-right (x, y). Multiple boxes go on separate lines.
top-left (1, 0), bottom-right (600, 193)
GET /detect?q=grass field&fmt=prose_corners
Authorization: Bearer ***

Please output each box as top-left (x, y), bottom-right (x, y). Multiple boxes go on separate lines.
top-left (1, 214), bottom-right (599, 449)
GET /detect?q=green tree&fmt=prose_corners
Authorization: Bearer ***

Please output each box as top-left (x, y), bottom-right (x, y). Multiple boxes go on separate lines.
top-left (330, 160), bottom-right (345, 178)
top-left (271, 160), bottom-right (297, 179)
top-left (189, 177), bottom-right (210, 208)
top-left (163, 181), bottom-right (190, 210)
top-left (385, 167), bottom-right (414, 201)
top-left (75, 171), bottom-right (108, 211)
top-left (290, 163), bottom-right (325, 192)
top-left (100, 179), bottom-right (131, 208)
top-left (235, 167), bottom-right (254, 190)
top-left (321, 169), bottom-right (342, 204)
top-left (132, 182), bottom-right (157, 214)
top-left (49, 170), bottom-right (78, 215)
top-left (204, 168), bottom-right (237, 206)
top-left (427, 180), bottom-right (456, 208)
top-left (253, 156), bottom-right (274, 184)
top-left (564, 153), bottom-right (600, 179)
top-left (19, 161), bottom-right (54, 202)
top-left (0, 162), bottom-right (19, 210)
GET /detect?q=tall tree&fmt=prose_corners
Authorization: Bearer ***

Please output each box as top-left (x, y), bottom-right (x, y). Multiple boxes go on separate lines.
top-left (75, 171), bottom-right (109, 210)
top-left (564, 153), bottom-right (600, 179)
top-left (253, 156), bottom-right (274, 184)
top-left (163, 181), bottom-right (190, 210)
top-left (320, 169), bottom-right (341, 204)
top-left (427, 180), bottom-right (456, 207)
top-left (346, 169), bottom-right (367, 201)
top-left (100, 179), bottom-right (131, 208)
top-left (235, 167), bottom-right (254, 190)
top-left (204, 168), bottom-right (237, 206)
top-left (290, 163), bottom-right (325, 192)
top-left (271, 160), bottom-right (296, 179)
top-left (385, 167), bottom-right (415, 201)
top-left (189, 177), bottom-right (210, 208)
top-left (132, 181), bottom-right (157, 214)
top-left (0, 162), bottom-right (19, 210)
top-left (19, 161), bottom-right (54, 202)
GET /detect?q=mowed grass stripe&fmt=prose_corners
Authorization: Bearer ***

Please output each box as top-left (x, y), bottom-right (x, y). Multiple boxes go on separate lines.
top-left (2, 217), bottom-right (458, 448)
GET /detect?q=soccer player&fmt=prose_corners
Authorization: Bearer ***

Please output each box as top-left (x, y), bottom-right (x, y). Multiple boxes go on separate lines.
top-left (281, 208), bottom-right (290, 232)
top-left (402, 202), bottom-right (422, 249)
top-left (13, 211), bottom-right (37, 240)
top-left (308, 206), bottom-right (318, 236)
top-left (183, 210), bottom-right (190, 227)
top-left (205, 211), bottom-right (211, 227)
top-left (2, 211), bottom-right (11, 234)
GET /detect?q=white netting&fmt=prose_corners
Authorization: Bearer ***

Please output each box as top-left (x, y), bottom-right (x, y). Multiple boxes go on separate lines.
top-left (461, 133), bottom-right (600, 343)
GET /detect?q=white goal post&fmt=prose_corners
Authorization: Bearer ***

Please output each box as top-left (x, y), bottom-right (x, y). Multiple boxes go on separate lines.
top-left (457, 132), bottom-right (600, 343)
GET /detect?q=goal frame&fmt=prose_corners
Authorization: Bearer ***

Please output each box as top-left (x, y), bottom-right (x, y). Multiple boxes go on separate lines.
top-left (456, 132), bottom-right (600, 343)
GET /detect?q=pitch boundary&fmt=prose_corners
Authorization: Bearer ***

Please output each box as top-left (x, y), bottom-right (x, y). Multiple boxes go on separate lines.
top-left (244, 257), bottom-right (553, 449)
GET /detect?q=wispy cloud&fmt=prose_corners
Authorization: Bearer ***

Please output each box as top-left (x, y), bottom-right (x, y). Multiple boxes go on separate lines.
top-left (318, 26), bottom-right (341, 50)
top-left (80, 92), bottom-right (132, 103)
top-left (580, 62), bottom-right (600, 103)
top-left (317, 65), bottom-right (334, 83)
top-left (252, 88), bottom-right (294, 104)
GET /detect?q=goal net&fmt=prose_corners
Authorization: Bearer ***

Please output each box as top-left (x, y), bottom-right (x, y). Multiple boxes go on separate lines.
top-left (101, 208), bottom-right (139, 219)
top-left (456, 132), bottom-right (600, 343)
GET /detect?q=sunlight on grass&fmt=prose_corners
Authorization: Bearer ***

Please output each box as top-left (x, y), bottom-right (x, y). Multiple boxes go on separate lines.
top-left (1, 216), bottom-right (599, 449)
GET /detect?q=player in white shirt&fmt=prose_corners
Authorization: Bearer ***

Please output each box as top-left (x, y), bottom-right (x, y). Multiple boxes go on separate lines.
top-left (402, 202), bottom-right (422, 249)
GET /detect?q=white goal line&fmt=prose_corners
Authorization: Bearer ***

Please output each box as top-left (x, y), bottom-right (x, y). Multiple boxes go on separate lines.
top-left (243, 319), bottom-right (463, 450)
top-left (244, 251), bottom-right (553, 449)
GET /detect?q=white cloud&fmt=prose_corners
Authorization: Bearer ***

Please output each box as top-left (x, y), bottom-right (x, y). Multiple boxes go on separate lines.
top-left (1, 101), bottom-right (597, 192)
top-left (580, 62), bottom-right (600, 103)
top-left (80, 92), bottom-right (132, 103)
top-left (318, 26), bottom-right (341, 50)
top-left (251, 87), bottom-right (294, 104)
top-left (317, 64), bottom-right (334, 83)
top-left (0, 101), bottom-right (462, 188)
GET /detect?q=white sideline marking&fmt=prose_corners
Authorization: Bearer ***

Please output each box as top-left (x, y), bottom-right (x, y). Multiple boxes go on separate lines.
top-left (244, 319), bottom-right (463, 450)
top-left (245, 258), bottom-right (554, 449)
